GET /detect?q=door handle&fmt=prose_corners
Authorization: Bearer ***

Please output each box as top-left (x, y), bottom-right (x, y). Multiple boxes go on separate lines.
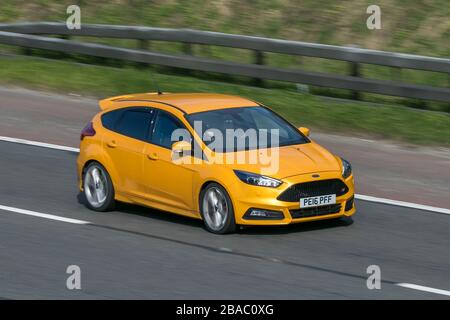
top-left (147, 152), bottom-right (158, 160)
top-left (107, 140), bottom-right (117, 148)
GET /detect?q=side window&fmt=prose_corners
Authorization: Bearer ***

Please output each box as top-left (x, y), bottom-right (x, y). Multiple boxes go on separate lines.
top-left (151, 110), bottom-right (190, 149)
top-left (115, 109), bottom-right (153, 141)
top-left (101, 109), bottom-right (123, 131)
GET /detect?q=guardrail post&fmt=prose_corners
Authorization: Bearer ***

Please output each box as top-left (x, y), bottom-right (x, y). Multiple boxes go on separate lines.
top-left (139, 39), bottom-right (150, 51)
top-left (391, 67), bottom-right (402, 82)
top-left (22, 47), bottom-right (32, 56)
top-left (137, 39), bottom-right (150, 68)
top-left (348, 45), bottom-right (361, 100)
top-left (182, 43), bottom-right (193, 75)
top-left (183, 43), bottom-right (193, 55)
top-left (350, 61), bottom-right (361, 99)
top-left (253, 50), bottom-right (265, 87)
top-left (448, 73), bottom-right (450, 110)
top-left (59, 35), bottom-right (70, 59)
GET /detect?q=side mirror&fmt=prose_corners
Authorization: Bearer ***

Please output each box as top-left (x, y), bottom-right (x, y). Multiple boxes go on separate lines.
top-left (172, 140), bottom-right (191, 157)
top-left (298, 127), bottom-right (310, 137)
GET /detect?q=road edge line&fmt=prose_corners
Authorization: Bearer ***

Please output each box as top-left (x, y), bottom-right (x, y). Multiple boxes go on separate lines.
top-left (0, 204), bottom-right (90, 225)
top-left (355, 194), bottom-right (450, 215)
top-left (396, 283), bottom-right (450, 297)
top-left (0, 136), bottom-right (79, 153)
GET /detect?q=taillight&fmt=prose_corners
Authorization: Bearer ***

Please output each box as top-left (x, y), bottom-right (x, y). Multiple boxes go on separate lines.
top-left (80, 122), bottom-right (96, 140)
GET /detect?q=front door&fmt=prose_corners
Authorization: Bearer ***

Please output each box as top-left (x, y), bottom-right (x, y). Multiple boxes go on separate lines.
top-left (142, 109), bottom-right (196, 213)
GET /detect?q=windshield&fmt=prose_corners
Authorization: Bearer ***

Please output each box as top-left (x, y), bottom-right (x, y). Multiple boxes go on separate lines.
top-left (185, 106), bottom-right (309, 152)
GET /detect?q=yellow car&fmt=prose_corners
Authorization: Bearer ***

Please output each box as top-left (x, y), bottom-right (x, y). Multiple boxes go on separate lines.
top-left (77, 93), bottom-right (355, 234)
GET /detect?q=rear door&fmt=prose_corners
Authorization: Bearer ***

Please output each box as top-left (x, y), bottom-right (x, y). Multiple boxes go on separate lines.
top-left (102, 107), bottom-right (154, 200)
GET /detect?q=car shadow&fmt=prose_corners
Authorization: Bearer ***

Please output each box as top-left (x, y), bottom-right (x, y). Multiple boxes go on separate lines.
top-left (76, 192), bottom-right (204, 229)
top-left (77, 193), bottom-right (353, 235)
top-left (115, 202), bottom-right (205, 229)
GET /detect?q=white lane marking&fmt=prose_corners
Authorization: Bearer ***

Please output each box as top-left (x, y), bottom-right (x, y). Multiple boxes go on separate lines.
top-left (0, 204), bottom-right (90, 225)
top-left (355, 194), bottom-right (450, 215)
top-left (396, 283), bottom-right (450, 297)
top-left (0, 136), bottom-right (79, 153)
top-left (0, 136), bottom-right (449, 215)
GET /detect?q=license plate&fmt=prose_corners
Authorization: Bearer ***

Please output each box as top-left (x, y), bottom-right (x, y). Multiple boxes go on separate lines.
top-left (300, 194), bottom-right (336, 208)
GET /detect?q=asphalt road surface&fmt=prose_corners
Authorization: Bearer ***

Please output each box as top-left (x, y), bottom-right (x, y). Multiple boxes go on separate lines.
top-left (0, 140), bottom-right (449, 299)
top-left (0, 86), bottom-right (449, 299)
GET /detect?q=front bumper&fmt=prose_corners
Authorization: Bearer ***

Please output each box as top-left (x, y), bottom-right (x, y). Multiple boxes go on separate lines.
top-left (230, 171), bottom-right (355, 225)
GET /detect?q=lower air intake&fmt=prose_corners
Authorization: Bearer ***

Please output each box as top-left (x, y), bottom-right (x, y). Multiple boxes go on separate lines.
top-left (290, 204), bottom-right (342, 219)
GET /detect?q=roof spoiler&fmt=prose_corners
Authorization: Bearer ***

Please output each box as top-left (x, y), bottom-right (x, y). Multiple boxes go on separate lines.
top-left (98, 92), bottom-right (165, 110)
top-left (98, 95), bottom-right (132, 111)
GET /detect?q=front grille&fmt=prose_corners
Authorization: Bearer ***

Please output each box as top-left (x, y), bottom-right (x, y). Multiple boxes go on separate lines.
top-left (290, 204), bottom-right (342, 219)
top-left (277, 179), bottom-right (348, 202)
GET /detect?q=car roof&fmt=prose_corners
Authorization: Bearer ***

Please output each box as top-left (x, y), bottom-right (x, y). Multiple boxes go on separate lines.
top-left (99, 93), bottom-right (260, 114)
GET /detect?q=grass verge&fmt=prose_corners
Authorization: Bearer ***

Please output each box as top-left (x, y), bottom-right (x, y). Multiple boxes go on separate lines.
top-left (0, 55), bottom-right (449, 147)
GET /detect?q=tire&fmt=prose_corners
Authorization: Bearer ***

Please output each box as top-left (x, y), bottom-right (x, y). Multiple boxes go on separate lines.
top-left (199, 183), bottom-right (237, 234)
top-left (82, 162), bottom-right (115, 212)
top-left (339, 216), bottom-right (354, 226)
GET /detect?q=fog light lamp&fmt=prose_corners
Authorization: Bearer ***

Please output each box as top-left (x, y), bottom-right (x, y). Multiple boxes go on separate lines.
top-left (243, 208), bottom-right (284, 220)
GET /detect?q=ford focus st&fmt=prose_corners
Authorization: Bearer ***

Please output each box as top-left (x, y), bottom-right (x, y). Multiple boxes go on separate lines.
top-left (77, 93), bottom-right (355, 234)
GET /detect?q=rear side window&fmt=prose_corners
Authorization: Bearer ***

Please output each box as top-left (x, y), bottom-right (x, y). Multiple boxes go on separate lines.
top-left (114, 109), bottom-right (153, 141)
top-left (101, 109), bottom-right (123, 130)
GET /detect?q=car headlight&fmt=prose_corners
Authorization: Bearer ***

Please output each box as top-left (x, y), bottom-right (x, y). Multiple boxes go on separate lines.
top-left (234, 170), bottom-right (282, 188)
top-left (341, 158), bottom-right (352, 179)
